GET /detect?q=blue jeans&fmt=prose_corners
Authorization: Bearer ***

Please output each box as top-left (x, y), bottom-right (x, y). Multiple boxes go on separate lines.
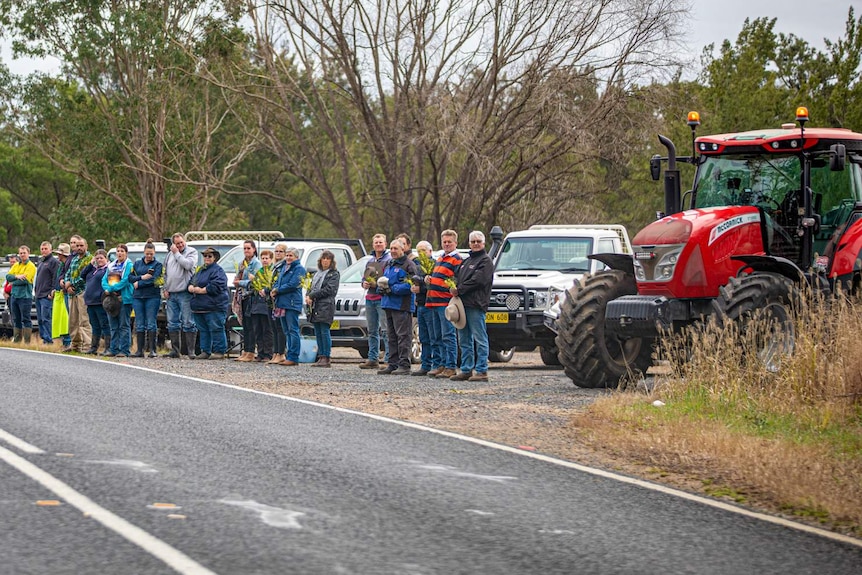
top-left (430, 305), bottom-right (458, 369)
top-left (313, 322), bottom-right (332, 358)
top-left (458, 307), bottom-right (489, 375)
top-left (87, 305), bottom-right (110, 345)
top-left (11, 297), bottom-right (32, 329)
top-left (365, 298), bottom-right (388, 362)
top-left (416, 305), bottom-right (433, 371)
top-left (166, 291), bottom-right (196, 332)
top-left (107, 303), bottom-right (133, 355)
top-left (194, 311), bottom-right (227, 354)
top-left (36, 297), bottom-right (53, 342)
top-left (280, 310), bottom-right (301, 362)
top-left (132, 297), bottom-right (161, 332)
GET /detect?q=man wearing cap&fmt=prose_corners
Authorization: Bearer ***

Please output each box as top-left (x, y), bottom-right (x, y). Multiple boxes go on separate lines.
top-left (61, 235), bottom-right (93, 352)
top-left (449, 230), bottom-right (494, 382)
top-left (162, 232), bottom-right (198, 359)
top-left (34, 241), bottom-right (61, 344)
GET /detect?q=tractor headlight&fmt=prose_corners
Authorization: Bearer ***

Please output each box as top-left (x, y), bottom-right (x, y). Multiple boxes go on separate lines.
top-left (633, 258), bottom-right (646, 281)
top-left (656, 248), bottom-right (683, 280)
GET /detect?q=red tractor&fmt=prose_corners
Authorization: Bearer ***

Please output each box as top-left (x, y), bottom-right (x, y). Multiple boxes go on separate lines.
top-left (555, 108), bottom-right (862, 388)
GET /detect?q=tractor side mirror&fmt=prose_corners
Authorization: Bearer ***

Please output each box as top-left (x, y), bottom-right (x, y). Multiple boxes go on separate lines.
top-left (830, 144), bottom-right (846, 171)
top-left (650, 155), bottom-right (661, 181)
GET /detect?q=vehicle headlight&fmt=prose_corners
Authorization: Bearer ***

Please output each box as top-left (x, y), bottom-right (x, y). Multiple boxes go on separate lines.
top-left (656, 248), bottom-right (683, 280)
top-left (533, 289), bottom-right (551, 310)
top-left (548, 286), bottom-right (565, 308)
top-left (632, 259), bottom-right (646, 281)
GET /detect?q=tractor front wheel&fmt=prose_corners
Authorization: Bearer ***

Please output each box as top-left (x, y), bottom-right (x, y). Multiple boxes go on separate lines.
top-left (712, 273), bottom-right (798, 372)
top-left (555, 270), bottom-right (653, 388)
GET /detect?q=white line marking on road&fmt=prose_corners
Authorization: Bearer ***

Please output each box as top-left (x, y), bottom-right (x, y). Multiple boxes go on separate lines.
top-left (411, 462), bottom-right (517, 483)
top-left (7, 348), bottom-right (862, 550)
top-left (0, 427), bottom-right (46, 454)
top-left (0, 444), bottom-right (217, 575)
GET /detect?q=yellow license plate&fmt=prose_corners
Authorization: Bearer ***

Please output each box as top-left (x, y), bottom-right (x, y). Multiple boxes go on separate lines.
top-left (330, 320), bottom-right (340, 329)
top-left (485, 312), bottom-right (508, 323)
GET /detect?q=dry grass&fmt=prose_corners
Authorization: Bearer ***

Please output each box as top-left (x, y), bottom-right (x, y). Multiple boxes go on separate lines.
top-left (576, 294), bottom-right (862, 534)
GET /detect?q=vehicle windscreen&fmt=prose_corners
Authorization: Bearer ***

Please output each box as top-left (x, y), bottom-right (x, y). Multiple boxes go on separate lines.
top-left (693, 154), bottom-right (801, 211)
top-left (340, 256), bottom-right (372, 283)
top-left (495, 237), bottom-right (594, 272)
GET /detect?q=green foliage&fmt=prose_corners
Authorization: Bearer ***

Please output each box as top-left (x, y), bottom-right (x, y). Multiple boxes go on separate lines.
top-left (0, 188), bottom-right (24, 251)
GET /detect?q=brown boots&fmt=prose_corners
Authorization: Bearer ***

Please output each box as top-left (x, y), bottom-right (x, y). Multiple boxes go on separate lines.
top-left (312, 356), bottom-right (331, 368)
top-left (234, 351), bottom-right (255, 362)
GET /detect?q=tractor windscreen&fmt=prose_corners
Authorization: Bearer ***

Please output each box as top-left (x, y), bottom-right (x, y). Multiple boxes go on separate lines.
top-left (692, 154), bottom-right (801, 212)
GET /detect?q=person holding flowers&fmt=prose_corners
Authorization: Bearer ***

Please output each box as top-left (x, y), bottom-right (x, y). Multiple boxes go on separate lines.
top-left (378, 240), bottom-right (418, 375)
top-left (410, 240), bottom-right (435, 375)
top-left (130, 239), bottom-right (164, 358)
top-left (233, 240), bottom-right (262, 362)
top-left (425, 229), bottom-right (462, 379)
top-left (101, 244), bottom-right (134, 357)
top-left (271, 247), bottom-right (306, 366)
top-left (266, 243), bottom-right (288, 364)
top-left (249, 249), bottom-right (275, 362)
top-left (305, 250), bottom-right (340, 368)
top-left (80, 249), bottom-right (111, 355)
top-left (358, 233), bottom-right (391, 369)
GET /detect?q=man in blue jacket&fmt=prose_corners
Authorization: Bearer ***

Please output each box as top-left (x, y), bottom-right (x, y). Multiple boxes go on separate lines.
top-left (378, 240), bottom-right (418, 375)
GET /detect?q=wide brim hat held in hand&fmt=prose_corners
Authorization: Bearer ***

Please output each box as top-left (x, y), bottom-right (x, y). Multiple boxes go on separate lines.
top-left (444, 295), bottom-right (466, 329)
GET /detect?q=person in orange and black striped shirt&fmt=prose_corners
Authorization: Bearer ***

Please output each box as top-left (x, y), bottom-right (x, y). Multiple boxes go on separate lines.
top-left (424, 229), bottom-right (462, 379)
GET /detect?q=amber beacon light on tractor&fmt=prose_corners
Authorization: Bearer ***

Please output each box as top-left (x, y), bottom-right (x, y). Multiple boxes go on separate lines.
top-left (554, 107), bottom-right (862, 388)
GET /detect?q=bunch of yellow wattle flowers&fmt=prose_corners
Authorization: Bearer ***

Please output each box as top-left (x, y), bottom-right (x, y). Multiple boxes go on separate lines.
top-left (250, 265), bottom-right (274, 293)
top-left (417, 250), bottom-right (435, 275)
top-left (444, 277), bottom-right (457, 290)
top-left (300, 272), bottom-right (313, 291)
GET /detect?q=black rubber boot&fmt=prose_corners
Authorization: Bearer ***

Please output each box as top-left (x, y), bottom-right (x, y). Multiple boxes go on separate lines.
top-left (147, 331), bottom-right (158, 357)
top-left (183, 331), bottom-right (198, 359)
top-left (131, 332), bottom-right (145, 357)
top-left (163, 331), bottom-right (180, 358)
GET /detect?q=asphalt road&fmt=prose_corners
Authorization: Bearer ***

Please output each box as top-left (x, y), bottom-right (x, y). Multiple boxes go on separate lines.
top-left (1, 349), bottom-right (860, 574)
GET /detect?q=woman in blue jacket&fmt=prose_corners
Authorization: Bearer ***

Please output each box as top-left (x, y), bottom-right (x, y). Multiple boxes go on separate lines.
top-left (188, 247), bottom-right (229, 359)
top-left (130, 239), bottom-right (164, 358)
top-left (101, 244), bottom-right (134, 356)
top-left (271, 247), bottom-right (306, 366)
top-left (81, 249), bottom-right (110, 355)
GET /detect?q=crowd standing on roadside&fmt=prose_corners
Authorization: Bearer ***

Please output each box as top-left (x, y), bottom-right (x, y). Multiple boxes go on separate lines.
top-left (5, 226), bottom-right (496, 380)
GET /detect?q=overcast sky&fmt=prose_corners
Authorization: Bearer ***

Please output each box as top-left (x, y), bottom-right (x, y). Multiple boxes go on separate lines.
top-left (2, 1), bottom-right (861, 76)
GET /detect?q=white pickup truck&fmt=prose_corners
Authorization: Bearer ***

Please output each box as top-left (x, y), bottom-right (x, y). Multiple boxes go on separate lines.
top-left (486, 224), bottom-right (632, 365)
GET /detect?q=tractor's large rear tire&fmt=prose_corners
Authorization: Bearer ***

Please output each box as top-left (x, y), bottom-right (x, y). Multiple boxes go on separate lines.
top-left (555, 270), bottom-right (654, 388)
top-left (713, 273), bottom-right (798, 371)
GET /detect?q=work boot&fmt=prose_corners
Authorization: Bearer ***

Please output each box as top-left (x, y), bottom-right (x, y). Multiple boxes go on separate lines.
top-left (12, 328), bottom-right (21, 343)
top-left (427, 367), bottom-right (444, 377)
top-left (267, 353), bottom-right (285, 365)
top-left (436, 368), bottom-right (457, 379)
top-left (235, 351), bottom-right (255, 362)
top-left (358, 359), bottom-right (379, 369)
top-left (391, 366), bottom-right (411, 375)
top-left (147, 331), bottom-right (158, 358)
top-left (312, 356), bottom-right (331, 368)
top-left (468, 372), bottom-right (489, 382)
top-left (84, 337), bottom-right (100, 355)
top-left (131, 332), bottom-right (145, 357)
top-left (98, 335), bottom-right (113, 356)
top-left (449, 370), bottom-right (472, 381)
top-left (22, 328), bottom-right (32, 344)
top-left (163, 331), bottom-right (181, 358)
top-left (183, 332), bottom-right (197, 359)
top-left (193, 351), bottom-right (210, 360)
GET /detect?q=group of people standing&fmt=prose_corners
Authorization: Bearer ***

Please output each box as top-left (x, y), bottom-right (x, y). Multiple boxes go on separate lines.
top-left (7, 228), bottom-right (493, 379)
top-left (359, 229), bottom-right (494, 381)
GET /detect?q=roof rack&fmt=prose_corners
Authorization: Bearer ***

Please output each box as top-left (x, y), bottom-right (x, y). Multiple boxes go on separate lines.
top-left (527, 224), bottom-right (632, 254)
top-left (184, 230), bottom-right (285, 242)
top-left (278, 237), bottom-right (367, 256)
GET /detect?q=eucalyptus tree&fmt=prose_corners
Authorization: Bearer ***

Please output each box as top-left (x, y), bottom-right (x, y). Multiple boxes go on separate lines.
top-left (232, 0), bottom-right (688, 238)
top-left (0, 0), bottom-right (258, 239)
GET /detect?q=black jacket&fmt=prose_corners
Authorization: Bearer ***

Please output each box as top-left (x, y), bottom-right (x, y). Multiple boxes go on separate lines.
top-left (308, 269), bottom-right (340, 324)
top-left (35, 255), bottom-right (60, 299)
top-left (455, 249), bottom-right (493, 311)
